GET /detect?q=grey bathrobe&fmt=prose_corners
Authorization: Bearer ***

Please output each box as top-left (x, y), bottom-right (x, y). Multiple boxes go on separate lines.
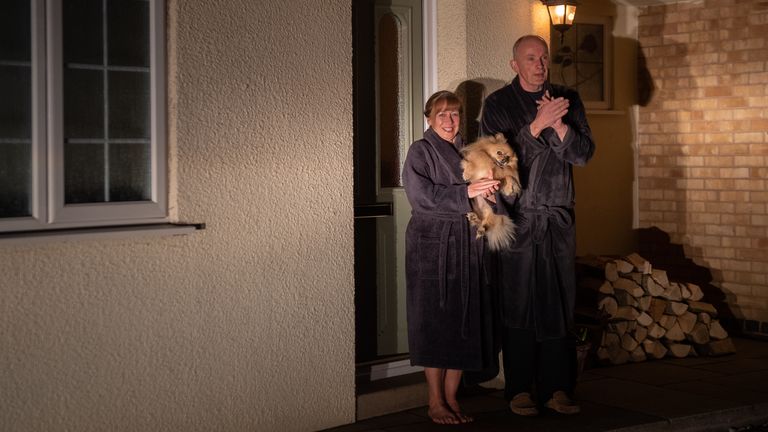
top-left (402, 128), bottom-right (490, 370)
top-left (480, 77), bottom-right (595, 341)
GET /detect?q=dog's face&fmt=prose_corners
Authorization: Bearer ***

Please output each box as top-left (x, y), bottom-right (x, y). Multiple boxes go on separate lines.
top-left (468, 134), bottom-right (516, 169)
top-left (491, 146), bottom-right (512, 167)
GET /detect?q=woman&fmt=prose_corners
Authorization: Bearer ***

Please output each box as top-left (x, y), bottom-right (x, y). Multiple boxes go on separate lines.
top-left (402, 91), bottom-right (499, 425)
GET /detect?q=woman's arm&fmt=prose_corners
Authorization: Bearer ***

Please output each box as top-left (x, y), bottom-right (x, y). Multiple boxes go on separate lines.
top-left (402, 142), bottom-right (473, 214)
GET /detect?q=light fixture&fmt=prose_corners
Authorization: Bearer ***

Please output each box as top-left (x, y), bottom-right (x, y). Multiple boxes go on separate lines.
top-left (541, 0), bottom-right (578, 44)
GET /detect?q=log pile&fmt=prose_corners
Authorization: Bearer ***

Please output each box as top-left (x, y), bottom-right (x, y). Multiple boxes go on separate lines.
top-left (578, 253), bottom-right (736, 365)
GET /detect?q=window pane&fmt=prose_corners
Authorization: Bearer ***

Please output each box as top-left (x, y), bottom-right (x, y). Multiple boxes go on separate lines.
top-left (65, 143), bottom-right (105, 204)
top-left (378, 14), bottom-right (402, 188)
top-left (109, 143), bottom-right (150, 202)
top-left (64, 68), bottom-right (104, 139)
top-left (0, 66), bottom-right (32, 139)
top-left (0, 0), bottom-right (31, 62)
top-left (0, 143), bottom-right (31, 217)
top-left (109, 71), bottom-right (150, 139)
top-left (108, 0), bottom-right (149, 67)
top-left (64, 0), bottom-right (103, 65)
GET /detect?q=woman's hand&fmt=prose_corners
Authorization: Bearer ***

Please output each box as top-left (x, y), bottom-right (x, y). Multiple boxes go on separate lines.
top-left (468, 170), bottom-right (500, 199)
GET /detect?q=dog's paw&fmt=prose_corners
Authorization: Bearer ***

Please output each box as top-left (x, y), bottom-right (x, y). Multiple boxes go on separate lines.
top-left (503, 176), bottom-right (522, 196)
top-left (466, 211), bottom-right (481, 226)
top-left (476, 225), bottom-right (486, 238)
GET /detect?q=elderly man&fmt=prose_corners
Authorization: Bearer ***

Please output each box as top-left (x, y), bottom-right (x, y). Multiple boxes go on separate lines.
top-left (480, 34), bottom-right (595, 416)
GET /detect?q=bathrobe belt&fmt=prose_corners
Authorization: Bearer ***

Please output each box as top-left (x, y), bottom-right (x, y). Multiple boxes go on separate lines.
top-left (412, 211), bottom-right (473, 338)
top-left (519, 205), bottom-right (573, 244)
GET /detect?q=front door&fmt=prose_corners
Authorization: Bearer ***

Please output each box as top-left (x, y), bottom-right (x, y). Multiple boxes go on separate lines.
top-left (353, 0), bottom-right (423, 363)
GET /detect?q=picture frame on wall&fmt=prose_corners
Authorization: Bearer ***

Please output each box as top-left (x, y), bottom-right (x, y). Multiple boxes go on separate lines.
top-left (550, 15), bottom-right (613, 110)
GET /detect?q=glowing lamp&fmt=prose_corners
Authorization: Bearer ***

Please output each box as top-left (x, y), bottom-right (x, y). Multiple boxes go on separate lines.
top-left (541, 0), bottom-right (578, 43)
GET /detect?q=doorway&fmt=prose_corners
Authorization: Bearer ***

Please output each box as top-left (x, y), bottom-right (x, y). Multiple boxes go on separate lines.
top-left (353, 0), bottom-right (424, 366)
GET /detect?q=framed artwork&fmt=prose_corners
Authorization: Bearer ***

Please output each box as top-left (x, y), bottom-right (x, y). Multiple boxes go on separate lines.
top-left (550, 15), bottom-right (613, 110)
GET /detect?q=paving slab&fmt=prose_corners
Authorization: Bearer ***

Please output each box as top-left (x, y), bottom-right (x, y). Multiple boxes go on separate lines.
top-left (575, 377), bottom-right (743, 419)
top-left (585, 361), bottom-right (724, 386)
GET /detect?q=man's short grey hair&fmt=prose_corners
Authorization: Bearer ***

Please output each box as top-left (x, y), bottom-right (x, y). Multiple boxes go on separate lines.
top-left (512, 35), bottom-right (549, 60)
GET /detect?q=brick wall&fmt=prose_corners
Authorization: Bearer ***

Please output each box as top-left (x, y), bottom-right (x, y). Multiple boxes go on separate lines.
top-left (636, 0), bottom-right (768, 326)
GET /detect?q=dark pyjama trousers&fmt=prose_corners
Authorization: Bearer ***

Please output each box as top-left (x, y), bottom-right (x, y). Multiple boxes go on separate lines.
top-left (502, 327), bottom-right (572, 404)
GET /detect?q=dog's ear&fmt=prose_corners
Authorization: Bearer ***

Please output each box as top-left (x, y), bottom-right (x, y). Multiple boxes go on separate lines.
top-left (494, 133), bottom-right (505, 143)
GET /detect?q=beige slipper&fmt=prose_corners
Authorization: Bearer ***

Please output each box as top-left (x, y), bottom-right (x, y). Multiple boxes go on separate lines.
top-left (509, 392), bottom-right (539, 416)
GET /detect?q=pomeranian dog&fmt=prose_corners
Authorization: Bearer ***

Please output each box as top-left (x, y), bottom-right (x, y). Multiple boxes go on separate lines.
top-left (460, 133), bottom-right (521, 250)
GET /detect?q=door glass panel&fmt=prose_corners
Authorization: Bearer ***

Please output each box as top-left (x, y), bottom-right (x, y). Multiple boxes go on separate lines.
top-left (378, 14), bottom-right (401, 189)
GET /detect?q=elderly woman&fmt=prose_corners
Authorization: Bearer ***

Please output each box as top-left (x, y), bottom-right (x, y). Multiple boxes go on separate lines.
top-left (402, 91), bottom-right (499, 425)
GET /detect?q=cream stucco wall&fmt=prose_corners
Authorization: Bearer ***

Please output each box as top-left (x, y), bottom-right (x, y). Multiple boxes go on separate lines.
top-left (438, 0), bottom-right (549, 93)
top-left (1, 1), bottom-right (354, 431)
top-left (465, 0), bottom-right (549, 90)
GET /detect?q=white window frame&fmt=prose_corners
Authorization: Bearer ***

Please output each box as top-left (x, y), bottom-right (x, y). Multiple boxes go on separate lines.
top-left (1, 0), bottom-right (167, 233)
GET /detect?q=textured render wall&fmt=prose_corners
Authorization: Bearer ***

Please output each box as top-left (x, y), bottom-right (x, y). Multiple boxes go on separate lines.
top-left (436, 1), bottom-right (546, 93)
top-left (636, 1), bottom-right (768, 322)
top-left (465, 0), bottom-right (549, 92)
top-left (437, 0), bottom-right (467, 91)
top-left (0, 1), bottom-right (355, 431)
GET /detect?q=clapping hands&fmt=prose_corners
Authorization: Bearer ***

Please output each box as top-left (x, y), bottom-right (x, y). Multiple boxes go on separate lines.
top-left (531, 90), bottom-right (569, 139)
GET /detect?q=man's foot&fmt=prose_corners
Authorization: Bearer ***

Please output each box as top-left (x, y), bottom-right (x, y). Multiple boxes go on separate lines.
top-left (545, 390), bottom-right (581, 415)
top-left (428, 404), bottom-right (460, 425)
top-left (446, 400), bottom-right (474, 423)
top-left (509, 392), bottom-right (539, 416)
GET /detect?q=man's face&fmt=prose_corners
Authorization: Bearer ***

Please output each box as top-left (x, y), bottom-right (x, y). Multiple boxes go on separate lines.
top-left (511, 38), bottom-right (549, 92)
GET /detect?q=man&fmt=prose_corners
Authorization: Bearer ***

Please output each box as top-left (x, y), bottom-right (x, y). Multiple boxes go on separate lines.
top-left (480, 34), bottom-right (595, 416)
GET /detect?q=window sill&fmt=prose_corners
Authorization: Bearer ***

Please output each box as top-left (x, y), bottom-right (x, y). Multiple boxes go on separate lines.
top-left (586, 109), bottom-right (626, 115)
top-left (0, 223), bottom-right (205, 246)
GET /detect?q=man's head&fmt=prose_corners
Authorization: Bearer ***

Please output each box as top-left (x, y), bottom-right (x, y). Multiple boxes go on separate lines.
top-left (510, 35), bottom-right (550, 92)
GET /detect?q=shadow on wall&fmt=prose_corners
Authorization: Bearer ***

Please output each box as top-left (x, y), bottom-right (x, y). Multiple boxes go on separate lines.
top-left (636, 226), bottom-right (738, 332)
top-left (455, 78), bottom-right (506, 143)
top-left (637, 41), bottom-right (655, 107)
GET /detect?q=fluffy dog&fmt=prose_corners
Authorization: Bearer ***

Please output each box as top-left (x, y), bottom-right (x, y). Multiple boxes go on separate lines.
top-left (460, 133), bottom-right (521, 250)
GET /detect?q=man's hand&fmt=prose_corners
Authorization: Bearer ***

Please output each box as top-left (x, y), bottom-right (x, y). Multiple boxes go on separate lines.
top-left (530, 90), bottom-right (569, 139)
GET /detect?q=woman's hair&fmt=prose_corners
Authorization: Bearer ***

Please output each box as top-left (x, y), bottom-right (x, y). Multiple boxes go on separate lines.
top-left (423, 90), bottom-right (461, 117)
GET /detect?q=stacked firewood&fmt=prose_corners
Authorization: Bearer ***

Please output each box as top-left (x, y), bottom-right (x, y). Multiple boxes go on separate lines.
top-left (578, 253), bottom-right (736, 365)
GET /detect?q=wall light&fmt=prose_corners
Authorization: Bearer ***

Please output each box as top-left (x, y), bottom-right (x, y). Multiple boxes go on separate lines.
top-left (541, 0), bottom-right (578, 44)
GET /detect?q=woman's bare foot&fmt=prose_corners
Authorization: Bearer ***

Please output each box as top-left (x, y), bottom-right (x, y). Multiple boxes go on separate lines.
top-left (447, 400), bottom-right (474, 423)
top-left (428, 404), bottom-right (460, 425)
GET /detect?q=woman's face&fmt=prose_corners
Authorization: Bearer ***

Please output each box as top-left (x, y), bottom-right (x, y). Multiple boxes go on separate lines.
top-left (427, 102), bottom-right (460, 142)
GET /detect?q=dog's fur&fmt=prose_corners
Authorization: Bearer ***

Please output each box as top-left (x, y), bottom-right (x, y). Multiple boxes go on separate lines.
top-left (460, 133), bottom-right (521, 250)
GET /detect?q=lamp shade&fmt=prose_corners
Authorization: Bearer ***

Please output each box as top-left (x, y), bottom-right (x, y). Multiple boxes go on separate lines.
top-left (543, 1), bottom-right (578, 33)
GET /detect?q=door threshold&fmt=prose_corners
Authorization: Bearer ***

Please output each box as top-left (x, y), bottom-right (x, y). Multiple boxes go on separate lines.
top-left (356, 356), bottom-right (423, 384)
